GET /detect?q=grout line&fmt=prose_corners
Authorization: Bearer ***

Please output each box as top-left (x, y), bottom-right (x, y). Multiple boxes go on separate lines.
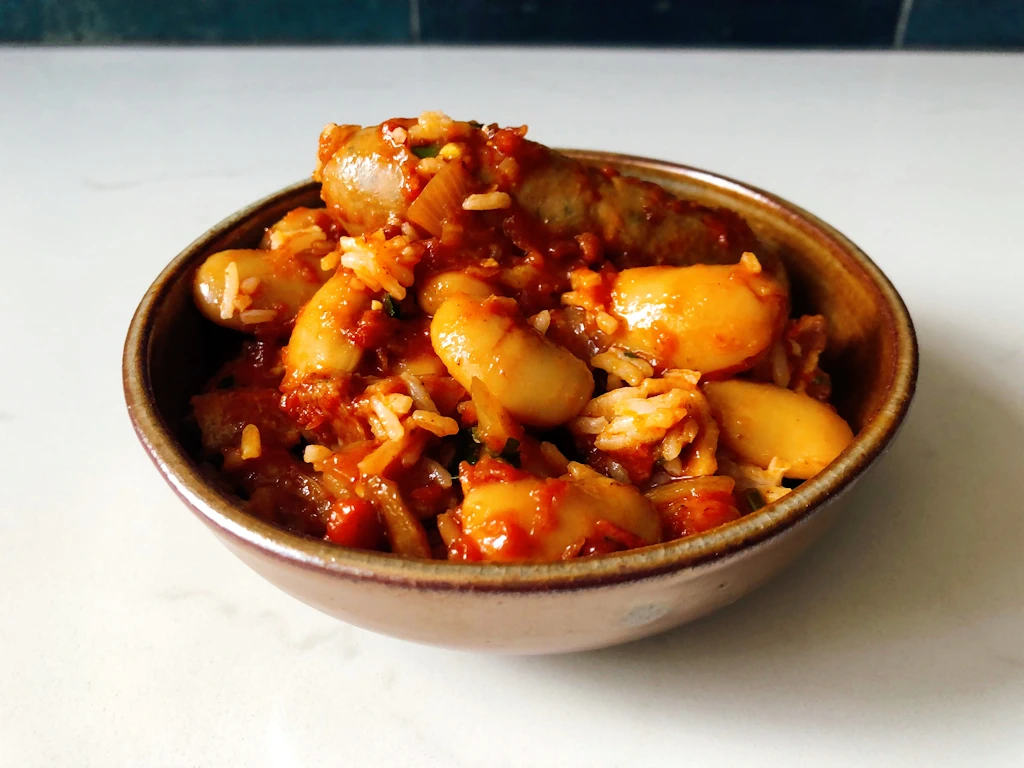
top-left (893, 0), bottom-right (915, 48)
top-left (410, 0), bottom-right (421, 43)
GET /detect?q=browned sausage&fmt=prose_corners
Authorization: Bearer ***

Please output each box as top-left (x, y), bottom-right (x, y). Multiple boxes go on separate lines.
top-left (313, 119), bottom-right (759, 268)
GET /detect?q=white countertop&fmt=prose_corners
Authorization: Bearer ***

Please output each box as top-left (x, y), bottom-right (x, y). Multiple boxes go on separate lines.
top-left (1, 48), bottom-right (1023, 766)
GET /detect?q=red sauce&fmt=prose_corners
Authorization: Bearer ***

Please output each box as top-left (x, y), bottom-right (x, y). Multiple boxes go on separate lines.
top-left (579, 519), bottom-right (648, 557)
top-left (583, 442), bottom-right (657, 485)
top-left (280, 376), bottom-right (347, 433)
top-left (447, 534), bottom-right (483, 562)
top-left (190, 117), bottom-right (840, 561)
top-left (491, 126), bottom-right (527, 155)
top-left (527, 479), bottom-right (569, 534)
top-left (472, 516), bottom-right (535, 561)
top-left (325, 498), bottom-right (386, 550)
top-left (460, 455), bottom-right (533, 489)
top-left (322, 442), bottom-right (375, 489)
top-left (351, 310), bottom-right (399, 350)
top-left (661, 490), bottom-right (741, 540)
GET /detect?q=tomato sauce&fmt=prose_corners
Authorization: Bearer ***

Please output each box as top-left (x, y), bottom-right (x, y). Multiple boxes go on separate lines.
top-left (188, 112), bottom-right (848, 562)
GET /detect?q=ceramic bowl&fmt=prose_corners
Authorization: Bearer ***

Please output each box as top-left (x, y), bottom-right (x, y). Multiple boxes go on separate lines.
top-left (123, 151), bottom-right (917, 654)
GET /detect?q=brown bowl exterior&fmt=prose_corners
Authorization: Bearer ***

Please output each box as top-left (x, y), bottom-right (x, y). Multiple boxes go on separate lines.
top-left (124, 152), bottom-right (917, 654)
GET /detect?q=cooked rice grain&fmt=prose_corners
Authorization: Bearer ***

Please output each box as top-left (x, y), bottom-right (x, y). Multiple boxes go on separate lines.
top-left (411, 410), bottom-right (459, 437)
top-left (400, 373), bottom-right (438, 413)
top-left (369, 395), bottom-right (406, 442)
top-left (339, 234), bottom-right (422, 301)
top-left (240, 309), bottom-right (277, 325)
top-left (462, 191), bottom-right (511, 211)
top-left (303, 444), bottom-right (332, 464)
top-left (240, 424), bottom-right (262, 460)
top-left (595, 311), bottom-right (619, 335)
top-left (320, 249), bottom-right (340, 271)
top-left (590, 348), bottom-right (653, 387)
top-left (220, 261), bottom-right (239, 320)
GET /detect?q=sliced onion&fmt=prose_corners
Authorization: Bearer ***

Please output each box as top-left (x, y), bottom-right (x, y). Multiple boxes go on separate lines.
top-left (365, 476), bottom-right (431, 558)
top-left (407, 160), bottom-right (471, 237)
top-left (644, 475), bottom-right (735, 506)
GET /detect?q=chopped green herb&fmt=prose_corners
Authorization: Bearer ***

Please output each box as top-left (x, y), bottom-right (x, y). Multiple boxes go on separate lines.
top-left (411, 144), bottom-right (440, 159)
top-left (216, 374), bottom-right (235, 390)
top-left (469, 427), bottom-right (483, 444)
top-left (623, 351), bottom-right (640, 359)
top-left (382, 294), bottom-right (401, 318)
top-left (741, 488), bottom-right (765, 513)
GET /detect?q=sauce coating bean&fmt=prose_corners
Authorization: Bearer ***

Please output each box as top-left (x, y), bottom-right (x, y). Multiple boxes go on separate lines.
top-left (283, 269), bottom-right (371, 384)
top-left (611, 259), bottom-right (788, 376)
top-left (193, 249), bottom-right (330, 333)
top-left (459, 464), bottom-right (661, 561)
top-left (430, 294), bottom-right (594, 428)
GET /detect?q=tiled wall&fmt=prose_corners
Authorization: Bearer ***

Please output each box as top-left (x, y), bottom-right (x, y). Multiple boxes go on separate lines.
top-left (2, 0), bottom-right (1022, 47)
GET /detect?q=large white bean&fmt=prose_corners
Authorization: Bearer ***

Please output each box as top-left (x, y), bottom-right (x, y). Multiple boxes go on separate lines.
top-left (611, 259), bottom-right (788, 376)
top-left (283, 269), bottom-right (371, 383)
top-left (417, 271), bottom-right (495, 316)
top-left (193, 249), bottom-right (330, 332)
top-left (430, 295), bottom-right (594, 428)
top-left (705, 379), bottom-right (854, 479)
top-left (459, 465), bottom-right (661, 561)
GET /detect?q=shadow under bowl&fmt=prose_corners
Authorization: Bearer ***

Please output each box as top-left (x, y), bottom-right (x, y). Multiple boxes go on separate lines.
top-left (123, 151), bottom-right (918, 654)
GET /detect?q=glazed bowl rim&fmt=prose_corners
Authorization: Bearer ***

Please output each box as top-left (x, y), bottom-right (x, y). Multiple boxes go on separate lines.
top-left (123, 150), bottom-right (918, 592)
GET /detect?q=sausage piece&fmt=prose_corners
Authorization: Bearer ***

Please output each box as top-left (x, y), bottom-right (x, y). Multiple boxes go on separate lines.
top-left (314, 119), bottom-right (760, 267)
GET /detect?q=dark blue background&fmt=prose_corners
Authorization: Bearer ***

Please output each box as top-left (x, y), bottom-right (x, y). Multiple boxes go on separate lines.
top-left (1, 0), bottom-right (1022, 47)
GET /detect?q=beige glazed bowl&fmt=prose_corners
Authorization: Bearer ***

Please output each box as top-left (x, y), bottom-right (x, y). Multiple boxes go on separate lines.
top-left (124, 152), bottom-right (917, 654)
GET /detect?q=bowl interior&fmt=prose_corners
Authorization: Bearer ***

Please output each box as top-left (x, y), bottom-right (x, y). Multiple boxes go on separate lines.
top-left (127, 153), bottom-right (916, 587)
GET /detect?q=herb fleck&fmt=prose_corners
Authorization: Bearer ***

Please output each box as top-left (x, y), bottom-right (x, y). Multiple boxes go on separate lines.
top-left (382, 294), bottom-right (401, 318)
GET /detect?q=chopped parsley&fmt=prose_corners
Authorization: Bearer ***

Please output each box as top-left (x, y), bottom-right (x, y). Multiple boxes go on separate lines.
top-left (382, 294), bottom-right (401, 318)
top-left (411, 144), bottom-right (440, 159)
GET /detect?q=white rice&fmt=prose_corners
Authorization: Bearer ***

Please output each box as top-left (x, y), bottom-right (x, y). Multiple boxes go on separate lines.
top-left (240, 309), bottom-right (277, 325)
top-left (462, 191), bottom-right (511, 211)
top-left (411, 410), bottom-right (459, 437)
top-left (339, 234), bottom-right (422, 300)
top-left (240, 424), bottom-right (261, 460)
top-left (571, 368), bottom-right (711, 464)
top-left (369, 395), bottom-right (405, 442)
top-left (303, 444), bottom-right (333, 464)
top-left (400, 373), bottom-right (438, 413)
top-left (590, 347), bottom-right (654, 387)
top-left (220, 261), bottom-right (239, 320)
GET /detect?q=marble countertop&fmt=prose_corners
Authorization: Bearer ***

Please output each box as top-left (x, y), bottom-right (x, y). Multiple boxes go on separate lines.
top-left (1, 48), bottom-right (1022, 766)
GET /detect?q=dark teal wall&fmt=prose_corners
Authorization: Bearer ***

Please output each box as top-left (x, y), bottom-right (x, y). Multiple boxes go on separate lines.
top-left (1, 0), bottom-right (1021, 47)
